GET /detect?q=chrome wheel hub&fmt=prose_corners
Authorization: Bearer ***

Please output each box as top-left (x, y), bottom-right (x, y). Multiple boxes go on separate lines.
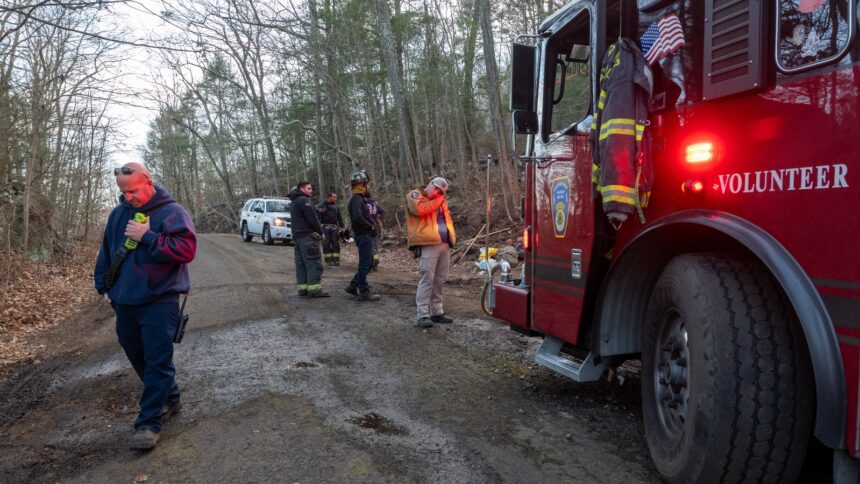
top-left (653, 310), bottom-right (690, 438)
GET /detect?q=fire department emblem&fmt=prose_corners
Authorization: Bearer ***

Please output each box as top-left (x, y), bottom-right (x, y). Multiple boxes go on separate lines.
top-left (551, 176), bottom-right (571, 238)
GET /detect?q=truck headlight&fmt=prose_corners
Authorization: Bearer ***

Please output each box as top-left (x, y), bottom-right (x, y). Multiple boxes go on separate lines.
top-left (273, 218), bottom-right (286, 227)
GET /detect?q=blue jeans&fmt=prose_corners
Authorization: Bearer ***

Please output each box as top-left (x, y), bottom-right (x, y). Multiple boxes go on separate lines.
top-left (351, 234), bottom-right (374, 290)
top-left (114, 298), bottom-right (181, 432)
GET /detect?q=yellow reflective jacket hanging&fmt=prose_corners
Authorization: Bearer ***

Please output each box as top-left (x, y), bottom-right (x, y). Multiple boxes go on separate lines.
top-left (590, 38), bottom-right (654, 223)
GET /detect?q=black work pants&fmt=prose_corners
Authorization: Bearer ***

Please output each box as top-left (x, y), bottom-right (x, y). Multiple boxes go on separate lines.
top-left (294, 236), bottom-right (324, 293)
top-left (322, 225), bottom-right (340, 263)
top-left (371, 229), bottom-right (380, 270)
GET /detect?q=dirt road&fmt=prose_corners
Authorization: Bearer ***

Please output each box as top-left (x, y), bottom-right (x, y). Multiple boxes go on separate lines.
top-left (0, 234), bottom-right (658, 483)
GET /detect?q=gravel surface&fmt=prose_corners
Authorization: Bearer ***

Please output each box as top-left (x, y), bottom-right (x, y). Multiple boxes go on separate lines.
top-left (0, 234), bottom-right (659, 483)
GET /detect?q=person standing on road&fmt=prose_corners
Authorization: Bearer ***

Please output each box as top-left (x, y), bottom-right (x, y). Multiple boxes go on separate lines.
top-left (317, 192), bottom-right (345, 266)
top-left (406, 177), bottom-right (456, 328)
top-left (365, 195), bottom-right (385, 271)
top-left (288, 181), bottom-right (329, 298)
top-left (345, 170), bottom-right (381, 301)
top-left (93, 162), bottom-right (197, 450)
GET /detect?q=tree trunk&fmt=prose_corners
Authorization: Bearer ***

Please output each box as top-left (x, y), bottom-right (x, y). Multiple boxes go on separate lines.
top-left (374, 0), bottom-right (419, 184)
top-left (461, 0), bottom-right (480, 163)
top-left (479, 0), bottom-right (516, 222)
top-left (314, 73), bottom-right (325, 194)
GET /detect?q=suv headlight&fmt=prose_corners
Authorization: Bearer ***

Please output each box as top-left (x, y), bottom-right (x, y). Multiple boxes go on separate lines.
top-left (273, 218), bottom-right (286, 227)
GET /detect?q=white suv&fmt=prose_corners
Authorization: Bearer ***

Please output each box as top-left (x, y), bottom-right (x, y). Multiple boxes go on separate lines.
top-left (239, 198), bottom-right (292, 245)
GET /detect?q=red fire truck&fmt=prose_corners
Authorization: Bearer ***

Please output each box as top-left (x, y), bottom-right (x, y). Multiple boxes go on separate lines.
top-left (497, 0), bottom-right (860, 481)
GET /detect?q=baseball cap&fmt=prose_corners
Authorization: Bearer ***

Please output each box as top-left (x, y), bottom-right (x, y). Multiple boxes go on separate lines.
top-left (428, 177), bottom-right (449, 193)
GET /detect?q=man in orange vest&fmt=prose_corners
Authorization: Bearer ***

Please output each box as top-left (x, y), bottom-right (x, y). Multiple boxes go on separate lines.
top-left (406, 177), bottom-right (456, 328)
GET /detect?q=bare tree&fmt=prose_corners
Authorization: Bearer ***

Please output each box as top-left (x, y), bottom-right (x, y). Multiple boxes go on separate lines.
top-left (374, 0), bottom-right (419, 184)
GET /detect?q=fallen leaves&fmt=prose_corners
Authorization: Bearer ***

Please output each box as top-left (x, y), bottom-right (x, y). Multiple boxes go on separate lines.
top-left (0, 243), bottom-right (99, 368)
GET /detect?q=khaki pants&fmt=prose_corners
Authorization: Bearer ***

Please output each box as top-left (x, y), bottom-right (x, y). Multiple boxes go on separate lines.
top-left (416, 243), bottom-right (450, 319)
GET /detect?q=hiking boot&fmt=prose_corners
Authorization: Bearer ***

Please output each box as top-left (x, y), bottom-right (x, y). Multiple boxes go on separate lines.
top-left (129, 427), bottom-right (160, 450)
top-left (298, 289), bottom-right (308, 297)
top-left (162, 401), bottom-right (182, 422)
top-left (308, 290), bottom-right (331, 298)
top-left (358, 290), bottom-right (381, 301)
top-left (344, 283), bottom-right (358, 296)
top-left (430, 314), bottom-right (454, 324)
top-left (417, 317), bottom-right (433, 328)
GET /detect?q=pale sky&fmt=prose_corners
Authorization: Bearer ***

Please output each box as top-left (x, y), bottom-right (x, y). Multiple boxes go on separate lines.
top-left (105, 0), bottom-right (175, 163)
top-left (101, 0), bottom-right (511, 166)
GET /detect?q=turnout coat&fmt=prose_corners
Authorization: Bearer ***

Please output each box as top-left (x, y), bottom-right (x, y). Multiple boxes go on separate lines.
top-left (590, 38), bottom-right (654, 222)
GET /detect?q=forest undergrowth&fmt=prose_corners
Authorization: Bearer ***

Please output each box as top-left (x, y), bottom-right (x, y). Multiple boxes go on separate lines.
top-left (0, 243), bottom-right (99, 368)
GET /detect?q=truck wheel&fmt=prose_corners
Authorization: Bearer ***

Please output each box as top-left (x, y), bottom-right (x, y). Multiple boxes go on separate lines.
top-left (241, 222), bottom-right (252, 242)
top-left (641, 253), bottom-right (813, 483)
top-left (263, 225), bottom-right (274, 245)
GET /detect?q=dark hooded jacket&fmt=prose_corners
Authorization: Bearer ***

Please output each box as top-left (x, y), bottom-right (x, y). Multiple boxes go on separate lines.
top-left (94, 184), bottom-right (197, 305)
top-left (288, 188), bottom-right (323, 239)
top-left (348, 192), bottom-right (376, 237)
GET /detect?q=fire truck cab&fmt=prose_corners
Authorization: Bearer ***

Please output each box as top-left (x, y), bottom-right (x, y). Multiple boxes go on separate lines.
top-left (500, 0), bottom-right (860, 481)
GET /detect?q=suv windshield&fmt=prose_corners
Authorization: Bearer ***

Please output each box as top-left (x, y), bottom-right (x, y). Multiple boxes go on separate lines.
top-left (266, 201), bottom-right (289, 212)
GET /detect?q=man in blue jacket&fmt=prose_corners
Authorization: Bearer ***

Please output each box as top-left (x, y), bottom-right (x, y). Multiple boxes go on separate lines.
top-left (94, 162), bottom-right (197, 450)
top-left (345, 170), bottom-right (381, 301)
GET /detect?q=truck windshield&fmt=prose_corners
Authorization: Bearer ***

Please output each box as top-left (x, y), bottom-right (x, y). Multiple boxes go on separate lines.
top-left (266, 201), bottom-right (289, 212)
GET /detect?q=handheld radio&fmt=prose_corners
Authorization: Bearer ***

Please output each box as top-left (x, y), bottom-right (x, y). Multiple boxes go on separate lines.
top-left (124, 213), bottom-right (148, 250)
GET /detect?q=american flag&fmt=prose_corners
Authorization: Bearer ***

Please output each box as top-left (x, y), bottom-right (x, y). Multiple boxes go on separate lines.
top-left (639, 13), bottom-right (686, 65)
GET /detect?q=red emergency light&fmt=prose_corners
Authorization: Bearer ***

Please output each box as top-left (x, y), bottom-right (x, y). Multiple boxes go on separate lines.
top-left (682, 179), bottom-right (705, 195)
top-left (522, 226), bottom-right (531, 250)
top-left (685, 142), bottom-right (715, 163)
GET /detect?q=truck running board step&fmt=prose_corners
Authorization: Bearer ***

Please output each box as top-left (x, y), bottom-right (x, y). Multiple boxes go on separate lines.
top-left (535, 336), bottom-right (607, 383)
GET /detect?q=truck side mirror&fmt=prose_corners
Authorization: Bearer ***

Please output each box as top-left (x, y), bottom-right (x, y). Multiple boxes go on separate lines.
top-left (509, 43), bottom-right (537, 113)
top-left (511, 42), bottom-right (538, 158)
top-left (512, 110), bottom-right (538, 134)
top-left (567, 44), bottom-right (590, 63)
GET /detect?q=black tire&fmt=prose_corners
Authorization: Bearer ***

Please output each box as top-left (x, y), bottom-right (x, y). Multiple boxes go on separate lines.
top-left (263, 224), bottom-right (274, 245)
top-left (241, 222), bottom-right (253, 242)
top-left (641, 253), bottom-right (813, 484)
